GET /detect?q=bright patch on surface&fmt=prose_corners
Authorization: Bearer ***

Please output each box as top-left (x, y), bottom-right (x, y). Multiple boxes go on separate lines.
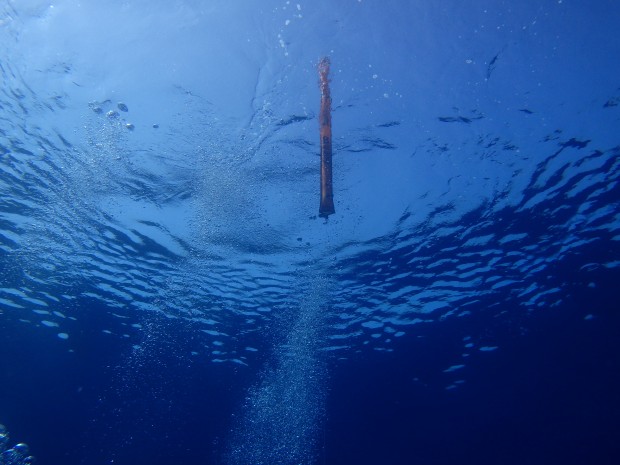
top-left (443, 364), bottom-right (465, 373)
top-left (362, 320), bottom-right (383, 329)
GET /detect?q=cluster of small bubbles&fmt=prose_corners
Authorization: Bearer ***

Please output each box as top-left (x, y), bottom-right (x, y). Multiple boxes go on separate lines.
top-left (227, 277), bottom-right (330, 465)
top-left (88, 100), bottom-right (136, 131)
top-left (0, 425), bottom-right (35, 465)
top-left (276, 1), bottom-right (304, 56)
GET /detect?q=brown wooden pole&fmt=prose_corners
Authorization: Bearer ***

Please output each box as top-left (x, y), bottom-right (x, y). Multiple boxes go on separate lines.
top-left (318, 57), bottom-right (335, 217)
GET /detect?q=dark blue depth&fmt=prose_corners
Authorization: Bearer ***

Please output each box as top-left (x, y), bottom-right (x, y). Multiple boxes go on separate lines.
top-left (1, 257), bottom-right (619, 465)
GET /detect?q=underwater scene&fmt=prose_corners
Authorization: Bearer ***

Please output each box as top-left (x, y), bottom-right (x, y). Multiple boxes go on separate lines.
top-left (1, 1), bottom-right (619, 464)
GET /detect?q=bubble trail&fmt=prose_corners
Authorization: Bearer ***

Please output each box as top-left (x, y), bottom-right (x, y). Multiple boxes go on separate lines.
top-left (227, 278), bottom-right (329, 465)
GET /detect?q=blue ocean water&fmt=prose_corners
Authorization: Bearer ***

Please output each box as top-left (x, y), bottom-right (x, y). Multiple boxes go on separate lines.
top-left (1, 1), bottom-right (619, 464)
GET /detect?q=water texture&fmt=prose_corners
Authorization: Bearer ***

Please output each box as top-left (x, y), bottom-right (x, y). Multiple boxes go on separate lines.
top-left (1, 1), bottom-right (619, 464)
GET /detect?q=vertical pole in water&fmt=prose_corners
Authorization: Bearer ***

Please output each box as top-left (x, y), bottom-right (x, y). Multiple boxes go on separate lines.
top-left (318, 57), bottom-right (335, 218)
